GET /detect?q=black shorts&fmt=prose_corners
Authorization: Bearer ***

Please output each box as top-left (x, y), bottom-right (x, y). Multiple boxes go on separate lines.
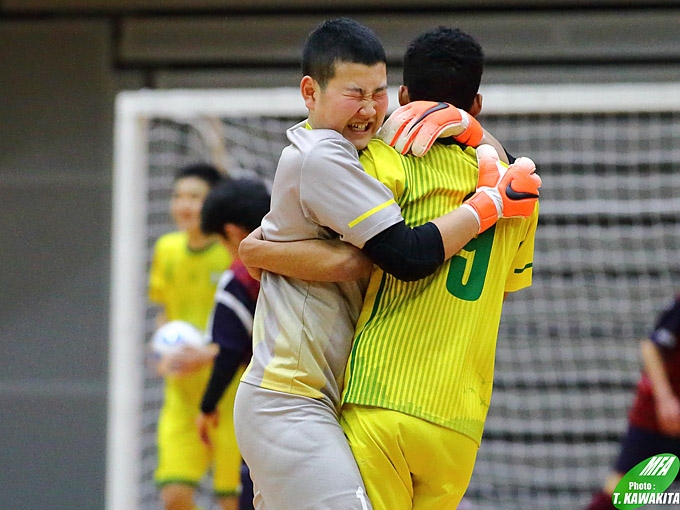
top-left (614, 424), bottom-right (680, 474)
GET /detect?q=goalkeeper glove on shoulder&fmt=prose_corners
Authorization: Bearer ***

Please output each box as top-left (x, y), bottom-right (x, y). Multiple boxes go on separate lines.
top-left (461, 144), bottom-right (541, 233)
top-left (378, 101), bottom-right (484, 157)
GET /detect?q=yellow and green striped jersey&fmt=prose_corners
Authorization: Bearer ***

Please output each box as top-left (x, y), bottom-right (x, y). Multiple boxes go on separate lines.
top-left (342, 139), bottom-right (538, 445)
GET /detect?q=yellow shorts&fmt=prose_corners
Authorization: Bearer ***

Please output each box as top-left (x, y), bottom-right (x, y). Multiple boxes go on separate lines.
top-left (341, 404), bottom-right (479, 510)
top-left (155, 365), bottom-right (245, 496)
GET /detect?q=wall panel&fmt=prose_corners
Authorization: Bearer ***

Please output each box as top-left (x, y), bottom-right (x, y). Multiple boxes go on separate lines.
top-left (117, 10), bottom-right (680, 68)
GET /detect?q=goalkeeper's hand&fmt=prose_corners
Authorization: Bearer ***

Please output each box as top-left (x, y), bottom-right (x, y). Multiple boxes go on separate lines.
top-left (461, 144), bottom-right (541, 233)
top-left (378, 101), bottom-right (484, 157)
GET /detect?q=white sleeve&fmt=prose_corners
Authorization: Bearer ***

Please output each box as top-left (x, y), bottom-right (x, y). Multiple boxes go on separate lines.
top-left (300, 137), bottom-right (403, 248)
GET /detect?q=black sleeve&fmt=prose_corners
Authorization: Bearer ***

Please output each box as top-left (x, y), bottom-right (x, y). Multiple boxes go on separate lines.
top-left (504, 146), bottom-right (516, 164)
top-left (200, 346), bottom-right (244, 414)
top-left (362, 220), bottom-right (444, 282)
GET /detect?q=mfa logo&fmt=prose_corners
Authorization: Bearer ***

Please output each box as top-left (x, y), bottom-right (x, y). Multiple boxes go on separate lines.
top-left (612, 453), bottom-right (679, 509)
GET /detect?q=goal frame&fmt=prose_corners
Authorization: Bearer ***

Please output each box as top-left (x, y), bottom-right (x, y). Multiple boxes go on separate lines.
top-left (106, 82), bottom-right (680, 510)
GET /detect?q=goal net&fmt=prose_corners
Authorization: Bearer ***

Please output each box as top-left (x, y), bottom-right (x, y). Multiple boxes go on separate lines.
top-left (108, 84), bottom-right (680, 510)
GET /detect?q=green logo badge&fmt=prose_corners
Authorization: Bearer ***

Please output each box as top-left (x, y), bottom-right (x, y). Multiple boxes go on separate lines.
top-left (612, 453), bottom-right (679, 509)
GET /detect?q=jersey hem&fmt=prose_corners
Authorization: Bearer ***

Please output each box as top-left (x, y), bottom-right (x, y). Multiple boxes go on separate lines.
top-left (342, 399), bottom-right (484, 446)
top-left (239, 378), bottom-right (328, 402)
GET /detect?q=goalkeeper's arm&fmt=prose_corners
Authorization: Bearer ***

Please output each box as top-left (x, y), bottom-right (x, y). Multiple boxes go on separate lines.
top-left (365, 145), bottom-right (541, 279)
top-left (239, 146), bottom-right (539, 282)
top-left (237, 208), bottom-right (481, 284)
top-left (361, 212), bottom-right (479, 282)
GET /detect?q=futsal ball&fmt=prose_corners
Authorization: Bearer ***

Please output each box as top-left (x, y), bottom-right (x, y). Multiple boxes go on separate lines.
top-left (151, 320), bottom-right (207, 355)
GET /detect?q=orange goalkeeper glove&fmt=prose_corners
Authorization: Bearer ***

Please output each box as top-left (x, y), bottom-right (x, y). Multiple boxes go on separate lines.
top-left (378, 101), bottom-right (484, 157)
top-left (461, 144), bottom-right (541, 233)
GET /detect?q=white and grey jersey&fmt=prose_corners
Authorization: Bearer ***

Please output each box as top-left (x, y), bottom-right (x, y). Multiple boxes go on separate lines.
top-left (241, 121), bottom-right (403, 409)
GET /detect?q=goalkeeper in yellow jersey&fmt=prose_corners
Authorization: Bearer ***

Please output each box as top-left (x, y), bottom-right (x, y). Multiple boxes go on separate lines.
top-left (241, 26), bottom-right (540, 509)
top-left (148, 163), bottom-right (240, 510)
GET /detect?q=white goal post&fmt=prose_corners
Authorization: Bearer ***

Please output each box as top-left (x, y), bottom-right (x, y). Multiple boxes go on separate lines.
top-left (107, 87), bottom-right (315, 510)
top-left (108, 83), bottom-right (680, 510)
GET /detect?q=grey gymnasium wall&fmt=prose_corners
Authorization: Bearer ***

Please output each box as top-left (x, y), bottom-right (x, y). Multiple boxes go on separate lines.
top-left (1, 1), bottom-right (680, 508)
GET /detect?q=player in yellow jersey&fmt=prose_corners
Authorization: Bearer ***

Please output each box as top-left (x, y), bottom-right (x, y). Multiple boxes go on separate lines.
top-left (148, 163), bottom-right (239, 510)
top-left (339, 27), bottom-right (539, 509)
top-left (240, 26), bottom-right (540, 509)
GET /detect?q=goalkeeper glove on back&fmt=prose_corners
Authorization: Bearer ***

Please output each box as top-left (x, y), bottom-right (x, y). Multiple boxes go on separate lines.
top-left (379, 101), bottom-right (484, 157)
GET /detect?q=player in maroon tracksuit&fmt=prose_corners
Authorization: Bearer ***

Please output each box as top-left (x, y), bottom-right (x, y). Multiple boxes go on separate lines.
top-left (587, 294), bottom-right (680, 509)
top-left (197, 177), bottom-right (271, 510)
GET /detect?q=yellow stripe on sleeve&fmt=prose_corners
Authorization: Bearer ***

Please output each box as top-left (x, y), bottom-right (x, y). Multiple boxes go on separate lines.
top-left (348, 199), bottom-right (396, 228)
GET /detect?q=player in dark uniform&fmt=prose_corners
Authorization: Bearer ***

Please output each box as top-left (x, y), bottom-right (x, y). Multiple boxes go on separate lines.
top-left (587, 294), bottom-right (680, 509)
top-left (196, 177), bottom-right (271, 510)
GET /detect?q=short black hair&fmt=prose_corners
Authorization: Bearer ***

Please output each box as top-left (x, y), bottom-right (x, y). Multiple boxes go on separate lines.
top-left (302, 17), bottom-right (387, 89)
top-left (403, 26), bottom-right (484, 112)
top-left (200, 177), bottom-right (271, 236)
top-left (174, 162), bottom-right (223, 188)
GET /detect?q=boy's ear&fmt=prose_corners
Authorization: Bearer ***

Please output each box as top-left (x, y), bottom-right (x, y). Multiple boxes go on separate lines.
top-left (469, 93), bottom-right (483, 117)
top-left (300, 76), bottom-right (317, 110)
top-left (224, 223), bottom-right (249, 243)
top-left (398, 85), bottom-right (410, 106)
